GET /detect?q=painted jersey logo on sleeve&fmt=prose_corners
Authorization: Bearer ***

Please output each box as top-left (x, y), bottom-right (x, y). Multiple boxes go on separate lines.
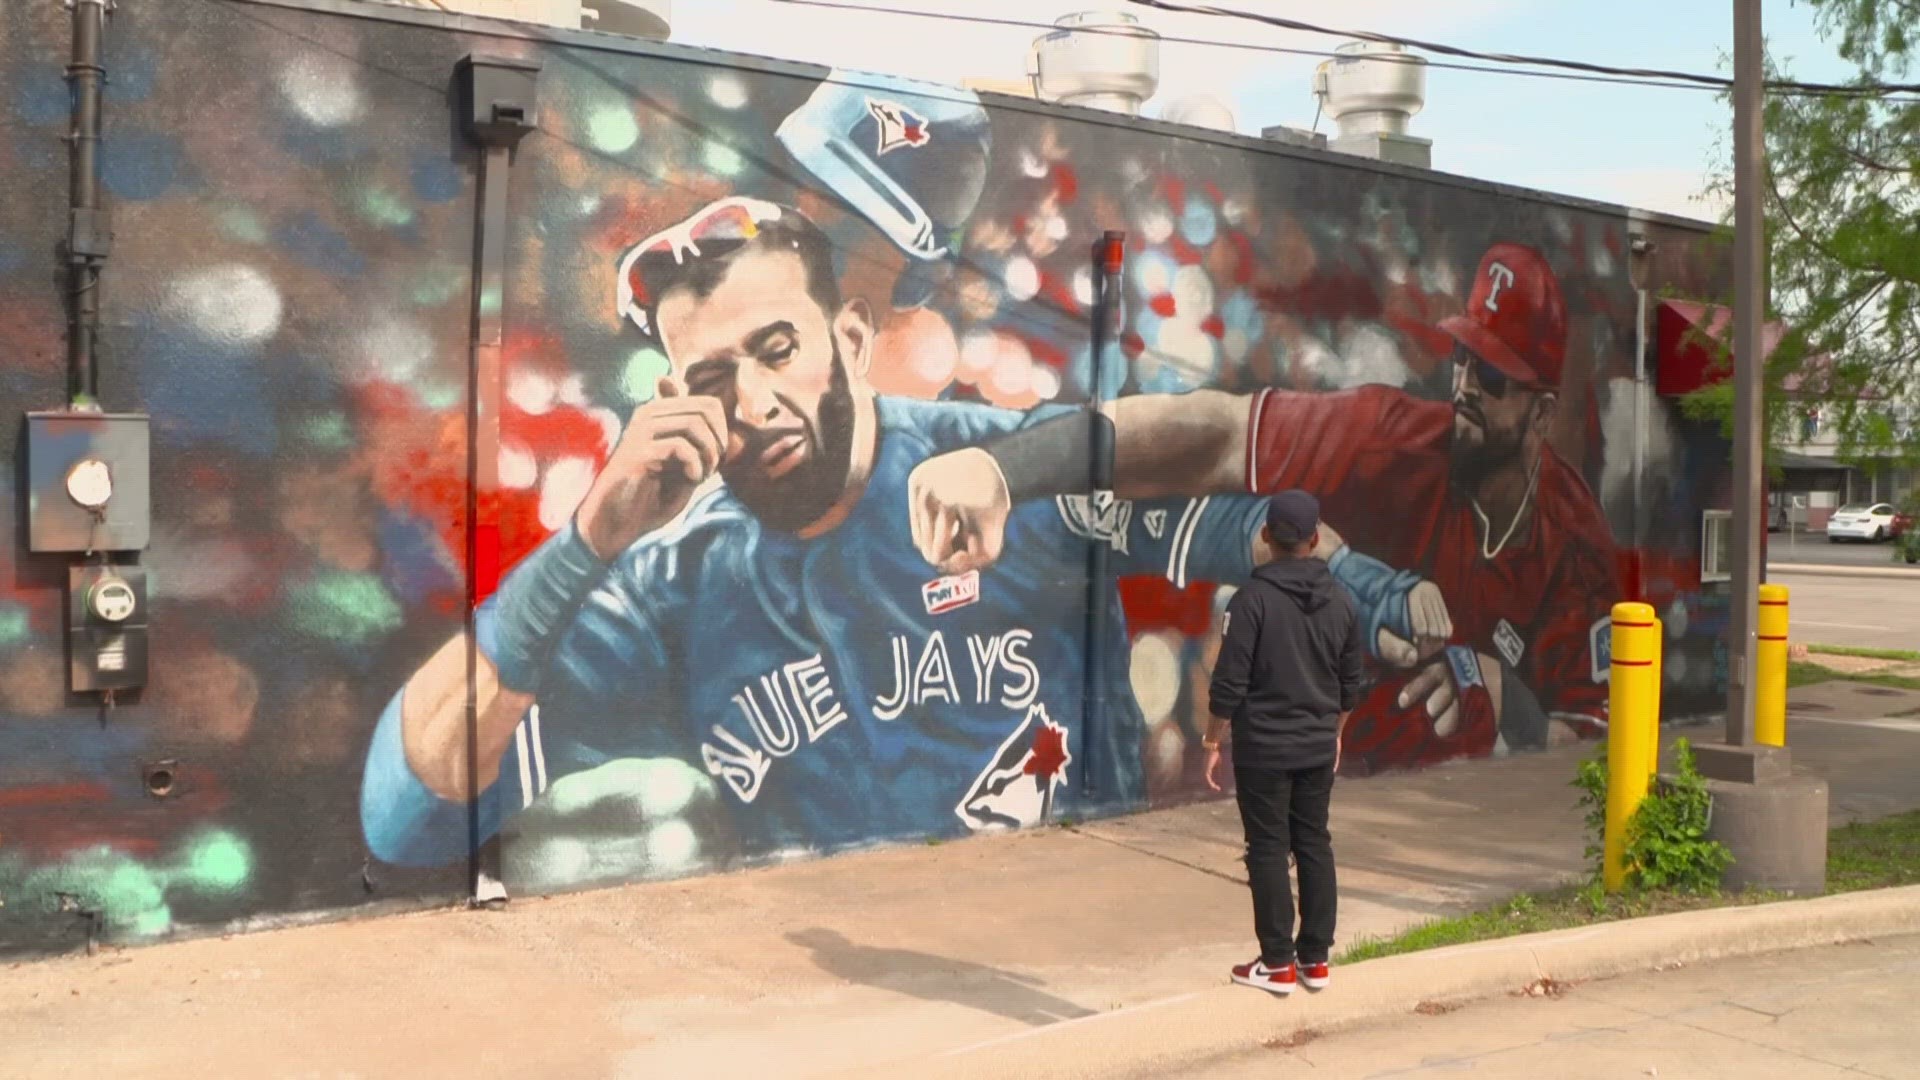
top-left (1056, 492), bottom-right (1133, 554)
top-left (1589, 616), bottom-right (1613, 683)
top-left (922, 570), bottom-right (981, 615)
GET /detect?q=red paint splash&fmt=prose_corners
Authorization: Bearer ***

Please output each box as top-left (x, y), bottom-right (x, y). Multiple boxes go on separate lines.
top-left (1049, 164), bottom-right (1080, 205)
top-left (1149, 293), bottom-right (1178, 318)
top-left (1117, 576), bottom-right (1216, 637)
top-left (1120, 332), bottom-right (1146, 359)
top-left (1200, 314), bottom-right (1226, 340)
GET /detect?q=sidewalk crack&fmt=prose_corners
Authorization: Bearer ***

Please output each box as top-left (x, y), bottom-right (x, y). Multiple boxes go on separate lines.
top-left (1061, 826), bottom-right (1249, 886)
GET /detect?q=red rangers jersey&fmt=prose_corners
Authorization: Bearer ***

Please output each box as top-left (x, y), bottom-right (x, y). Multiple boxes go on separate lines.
top-left (1246, 385), bottom-right (1620, 769)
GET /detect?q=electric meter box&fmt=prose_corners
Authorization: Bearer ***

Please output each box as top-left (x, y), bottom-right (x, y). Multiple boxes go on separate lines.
top-left (68, 563), bottom-right (149, 692)
top-left (25, 411), bottom-right (151, 553)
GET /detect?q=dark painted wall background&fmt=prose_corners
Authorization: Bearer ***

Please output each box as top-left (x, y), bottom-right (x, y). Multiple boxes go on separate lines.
top-left (0, 0), bottom-right (1732, 954)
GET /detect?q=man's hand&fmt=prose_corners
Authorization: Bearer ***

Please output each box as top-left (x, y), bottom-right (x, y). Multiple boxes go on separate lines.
top-left (574, 378), bottom-right (728, 560)
top-left (1204, 743), bottom-right (1228, 792)
top-left (908, 447), bottom-right (1012, 574)
top-left (1397, 648), bottom-right (1503, 737)
top-left (1373, 580), bottom-right (1454, 669)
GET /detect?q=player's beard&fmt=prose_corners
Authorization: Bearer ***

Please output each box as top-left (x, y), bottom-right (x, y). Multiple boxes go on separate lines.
top-left (1448, 404), bottom-right (1525, 492)
top-left (721, 344), bottom-right (858, 534)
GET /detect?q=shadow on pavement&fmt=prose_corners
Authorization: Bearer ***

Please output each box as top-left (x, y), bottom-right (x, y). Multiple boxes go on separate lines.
top-left (786, 927), bottom-right (1096, 1027)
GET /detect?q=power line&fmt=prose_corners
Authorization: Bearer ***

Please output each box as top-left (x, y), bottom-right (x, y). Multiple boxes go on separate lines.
top-left (758, 0), bottom-right (1920, 103)
top-left (1126, 0), bottom-right (1920, 98)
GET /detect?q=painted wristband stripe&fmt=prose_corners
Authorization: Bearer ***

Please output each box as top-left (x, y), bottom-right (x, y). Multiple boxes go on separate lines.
top-left (1758, 634), bottom-right (1789, 641)
top-left (1612, 658), bottom-right (1655, 667)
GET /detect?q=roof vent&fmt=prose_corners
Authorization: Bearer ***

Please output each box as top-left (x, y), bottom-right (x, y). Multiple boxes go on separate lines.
top-left (1028, 11), bottom-right (1161, 116)
top-left (1159, 95), bottom-right (1236, 133)
top-left (1312, 41), bottom-right (1430, 167)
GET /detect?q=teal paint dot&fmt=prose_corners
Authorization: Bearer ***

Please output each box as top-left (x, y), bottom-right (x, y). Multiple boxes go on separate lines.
top-left (359, 186), bottom-right (416, 229)
top-left (220, 208), bottom-right (269, 244)
top-left (620, 348), bottom-right (672, 404)
top-left (703, 142), bottom-right (744, 177)
top-left (129, 907), bottom-right (174, 938)
top-left (297, 413), bottom-right (353, 451)
top-left (418, 380), bottom-right (463, 411)
top-left (287, 571), bottom-right (403, 645)
top-left (176, 831), bottom-right (251, 892)
top-left (479, 285), bottom-right (503, 318)
top-left (0, 602), bottom-right (29, 649)
top-left (412, 266), bottom-right (467, 307)
top-left (587, 105), bottom-right (639, 154)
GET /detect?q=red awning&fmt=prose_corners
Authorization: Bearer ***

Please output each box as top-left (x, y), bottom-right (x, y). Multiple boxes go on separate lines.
top-left (1654, 300), bottom-right (1790, 397)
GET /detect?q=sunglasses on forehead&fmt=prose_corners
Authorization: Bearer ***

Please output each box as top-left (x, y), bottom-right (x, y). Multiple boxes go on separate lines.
top-left (615, 196), bottom-right (789, 337)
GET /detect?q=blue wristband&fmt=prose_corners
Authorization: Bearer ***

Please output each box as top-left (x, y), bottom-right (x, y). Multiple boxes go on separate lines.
top-left (491, 523), bottom-right (608, 692)
top-left (1326, 544), bottom-right (1424, 659)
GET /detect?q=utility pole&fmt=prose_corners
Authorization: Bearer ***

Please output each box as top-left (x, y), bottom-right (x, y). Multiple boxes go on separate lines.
top-left (1725, 0), bottom-right (1764, 747)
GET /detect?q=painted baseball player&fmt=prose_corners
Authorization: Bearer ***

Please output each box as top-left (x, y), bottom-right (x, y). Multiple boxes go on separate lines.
top-left (914, 243), bottom-right (1622, 771)
top-left (359, 197), bottom-right (1274, 867)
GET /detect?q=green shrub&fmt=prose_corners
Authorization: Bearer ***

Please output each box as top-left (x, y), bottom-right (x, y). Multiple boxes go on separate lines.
top-left (1571, 738), bottom-right (1733, 895)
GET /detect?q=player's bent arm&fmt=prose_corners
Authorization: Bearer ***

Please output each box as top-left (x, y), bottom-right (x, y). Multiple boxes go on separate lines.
top-left (980, 390), bottom-right (1251, 503)
top-left (396, 634), bottom-right (534, 801)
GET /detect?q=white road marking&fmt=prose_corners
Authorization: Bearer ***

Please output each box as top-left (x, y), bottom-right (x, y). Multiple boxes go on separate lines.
top-left (1795, 620), bottom-right (1897, 631)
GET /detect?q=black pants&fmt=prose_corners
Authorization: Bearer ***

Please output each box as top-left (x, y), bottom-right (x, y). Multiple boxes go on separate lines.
top-left (1233, 763), bottom-right (1336, 967)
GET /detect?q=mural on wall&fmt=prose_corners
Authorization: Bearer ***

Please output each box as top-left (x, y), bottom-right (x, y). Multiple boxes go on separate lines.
top-left (0, 0), bottom-right (1731, 948)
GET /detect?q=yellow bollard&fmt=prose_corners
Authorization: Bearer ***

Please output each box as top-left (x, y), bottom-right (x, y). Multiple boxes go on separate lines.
top-left (1648, 617), bottom-right (1664, 781)
top-left (1605, 601), bottom-right (1660, 893)
top-left (1756, 583), bottom-right (1790, 747)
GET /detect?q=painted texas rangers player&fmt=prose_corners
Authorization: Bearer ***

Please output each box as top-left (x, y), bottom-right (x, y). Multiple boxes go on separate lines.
top-left (357, 192), bottom-right (1274, 867)
top-left (914, 243), bottom-right (1622, 773)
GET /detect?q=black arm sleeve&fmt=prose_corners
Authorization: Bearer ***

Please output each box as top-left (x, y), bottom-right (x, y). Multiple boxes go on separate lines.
top-left (982, 409), bottom-right (1108, 502)
top-left (1338, 597), bottom-right (1366, 712)
top-left (1497, 661), bottom-right (1552, 751)
top-left (1208, 591), bottom-right (1260, 720)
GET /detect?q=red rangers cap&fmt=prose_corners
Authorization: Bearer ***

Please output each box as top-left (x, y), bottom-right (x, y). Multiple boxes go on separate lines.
top-left (1440, 243), bottom-right (1567, 389)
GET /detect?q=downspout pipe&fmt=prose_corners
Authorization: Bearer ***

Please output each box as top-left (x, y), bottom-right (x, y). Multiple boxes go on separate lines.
top-left (65, 0), bottom-right (114, 411)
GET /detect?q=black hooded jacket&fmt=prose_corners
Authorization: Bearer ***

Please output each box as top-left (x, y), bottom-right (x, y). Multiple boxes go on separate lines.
top-left (1208, 557), bottom-right (1366, 771)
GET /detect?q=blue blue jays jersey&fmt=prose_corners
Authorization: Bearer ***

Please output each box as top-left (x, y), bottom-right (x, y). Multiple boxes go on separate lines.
top-left (362, 396), bottom-right (1269, 867)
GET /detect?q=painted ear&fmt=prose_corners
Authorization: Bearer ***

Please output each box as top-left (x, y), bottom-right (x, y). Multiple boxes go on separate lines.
top-left (836, 297), bottom-right (875, 378)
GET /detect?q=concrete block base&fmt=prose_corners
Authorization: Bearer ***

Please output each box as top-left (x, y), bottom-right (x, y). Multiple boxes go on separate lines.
top-left (1706, 774), bottom-right (1830, 895)
top-left (1695, 742), bottom-right (1793, 784)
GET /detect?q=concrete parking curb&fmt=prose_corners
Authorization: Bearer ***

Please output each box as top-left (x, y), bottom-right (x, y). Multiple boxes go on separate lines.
top-left (1771, 562), bottom-right (1920, 580)
top-left (894, 885), bottom-right (1920, 1080)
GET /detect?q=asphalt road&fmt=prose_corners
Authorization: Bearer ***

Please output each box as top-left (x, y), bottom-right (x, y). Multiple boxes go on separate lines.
top-left (1204, 935), bottom-right (1920, 1079)
top-left (1771, 569), bottom-right (1920, 653)
top-left (1768, 529), bottom-right (1913, 568)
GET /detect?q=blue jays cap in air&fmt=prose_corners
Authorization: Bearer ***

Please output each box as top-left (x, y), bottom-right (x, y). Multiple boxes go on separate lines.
top-left (1265, 489), bottom-right (1319, 544)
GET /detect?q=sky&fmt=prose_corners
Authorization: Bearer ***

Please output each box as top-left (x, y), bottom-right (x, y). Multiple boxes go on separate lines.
top-left (662, 0), bottom-right (1859, 222)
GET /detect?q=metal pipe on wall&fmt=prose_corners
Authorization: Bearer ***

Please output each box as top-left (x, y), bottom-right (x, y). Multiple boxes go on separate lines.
top-left (65, 0), bottom-right (113, 410)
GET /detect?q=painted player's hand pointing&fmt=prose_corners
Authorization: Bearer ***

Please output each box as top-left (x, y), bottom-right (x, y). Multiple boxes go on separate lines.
top-left (1397, 648), bottom-right (1503, 738)
top-left (908, 447), bottom-right (1012, 575)
top-left (575, 377), bottom-right (728, 560)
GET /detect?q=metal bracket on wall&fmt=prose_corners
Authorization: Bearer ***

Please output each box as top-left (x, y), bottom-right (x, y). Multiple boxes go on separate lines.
top-left (455, 52), bottom-right (541, 907)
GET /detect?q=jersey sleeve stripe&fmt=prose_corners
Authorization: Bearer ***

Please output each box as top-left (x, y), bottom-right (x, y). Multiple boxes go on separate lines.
top-left (514, 723), bottom-right (535, 809)
top-left (1246, 389), bottom-right (1270, 494)
top-left (529, 704), bottom-right (550, 795)
top-left (1170, 496), bottom-right (1211, 590)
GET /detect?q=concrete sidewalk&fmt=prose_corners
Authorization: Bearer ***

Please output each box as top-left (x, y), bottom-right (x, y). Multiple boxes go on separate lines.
top-left (1201, 932), bottom-right (1920, 1079)
top-left (3, 684), bottom-right (1918, 1079)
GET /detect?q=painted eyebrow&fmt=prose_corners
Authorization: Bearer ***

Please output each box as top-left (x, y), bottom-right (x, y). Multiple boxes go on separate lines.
top-left (741, 321), bottom-right (798, 356)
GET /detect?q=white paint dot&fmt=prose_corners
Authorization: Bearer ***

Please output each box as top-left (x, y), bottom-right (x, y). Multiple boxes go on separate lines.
top-left (1156, 320), bottom-right (1216, 382)
top-left (1334, 323), bottom-right (1411, 389)
top-left (1073, 267), bottom-right (1096, 307)
top-left (587, 105), bottom-right (640, 154)
top-left (1172, 265), bottom-right (1215, 319)
top-left (1004, 257), bottom-right (1041, 303)
top-left (1129, 632), bottom-right (1183, 724)
top-left (507, 368), bottom-right (557, 415)
top-left (590, 407), bottom-right (624, 452)
top-left (355, 318), bottom-right (434, 384)
top-left (1019, 149), bottom-right (1049, 178)
top-left (636, 760), bottom-right (704, 818)
top-left (957, 331), bottom-right (1002, 385)
top-left (1045, 214), bottom-right (1070, 242)
top-left (1031, 365), bottom-right (1061, 401)
top-left (1223, 329), bottom-right (1252, 363)
top-left (645, 819), bottom-right (700, 873)
top-left (1665, 600), bottom-right (1690, 639)
top-left (988, 341), bottom-right (1034, 397)
top-left (1139, 207), bottom-right (1176, 245)
top-left (706, 75), bottom-right (749, 110)
top-left (539, 456), bottom-right (598, 531)
top-left (499, 444), bottom-right (538, 490)
top-left (1666, 651), bottom-right (1689, 687)
top-left (277, 55), bottom-right (364, 127)
top-left (170, 265), bottom-right (283, 347)
top-left (557, 373), bottom-right (588, 407)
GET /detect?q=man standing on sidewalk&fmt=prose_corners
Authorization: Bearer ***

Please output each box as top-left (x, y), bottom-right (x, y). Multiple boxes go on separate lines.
top-left (1204, 490), bottom-right (1366, 996)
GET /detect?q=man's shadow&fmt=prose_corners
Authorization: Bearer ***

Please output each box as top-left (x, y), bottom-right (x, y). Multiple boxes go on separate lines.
top-left (787, 928), bottom-right (1096, 1027)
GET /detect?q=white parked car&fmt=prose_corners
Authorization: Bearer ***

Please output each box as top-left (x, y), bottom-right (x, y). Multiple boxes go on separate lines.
top-left (1827, 503), bottom-right (1898, 542)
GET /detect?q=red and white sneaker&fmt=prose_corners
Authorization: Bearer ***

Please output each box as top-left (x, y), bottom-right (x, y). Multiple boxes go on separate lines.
top-left (1297, 960), bottom-right (1331, 991)
top-left (1230, 959), bottom-right (1297, 996)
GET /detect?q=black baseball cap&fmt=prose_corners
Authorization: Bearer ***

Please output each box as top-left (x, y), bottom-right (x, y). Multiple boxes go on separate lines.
top-left (1265, 489), bottom-right (1320, 544)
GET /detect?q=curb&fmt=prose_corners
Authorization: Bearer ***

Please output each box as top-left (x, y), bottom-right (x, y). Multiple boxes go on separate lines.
top-left (1770, 562), bottom-right (1920, 580)
top-left (894, 885), bottom-right (1920, 1080)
